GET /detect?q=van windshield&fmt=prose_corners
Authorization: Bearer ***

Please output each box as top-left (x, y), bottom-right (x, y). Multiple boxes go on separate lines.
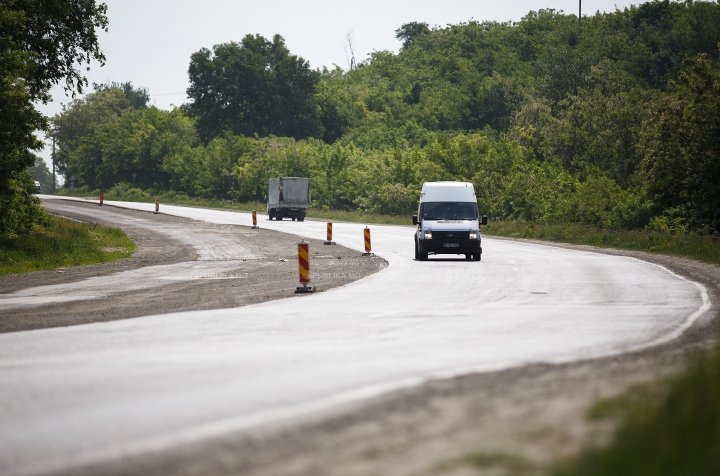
top-left (422, 202), bottom-right (478, 221)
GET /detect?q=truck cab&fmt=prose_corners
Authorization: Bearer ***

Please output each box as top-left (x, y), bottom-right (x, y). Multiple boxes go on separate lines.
top-left (412, 182), bottom-right (487, 261)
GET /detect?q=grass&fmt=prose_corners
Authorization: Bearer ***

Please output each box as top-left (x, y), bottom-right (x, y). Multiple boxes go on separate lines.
top-left (304, 208), bottom-right (409, 226)
top-left (552, 346), bottom-right (720, 476)
top-left (0, 215), bottom-right (135, 276)
top-left (585, 381), bottom-right (670, 422)
top-left (482, 221), bottom-right (720, 265)
top-left (437, 451), bottom-right (539, 475)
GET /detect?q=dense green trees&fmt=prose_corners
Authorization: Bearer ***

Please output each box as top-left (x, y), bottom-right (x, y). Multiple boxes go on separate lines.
top-left (52, 0), bottom-right (720, 232)
top-left (1, 0), bottom-right (107, 239)
top-left (52, 82), bottom-right (149, 178)
top-left (66, 105), bottom-right (197, 190)
top-left (186, 35), bottom-right (322, 143)
top-left (642, 53), bottom-right (720, 231)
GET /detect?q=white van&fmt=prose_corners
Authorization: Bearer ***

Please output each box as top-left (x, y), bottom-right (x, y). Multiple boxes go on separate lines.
top-left (412, 182), bottom-right (487, 261)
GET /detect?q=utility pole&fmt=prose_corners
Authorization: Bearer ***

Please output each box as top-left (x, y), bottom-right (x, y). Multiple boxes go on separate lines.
top-left (579, 0), bottom-right (582, 28)
top-left (52, 133), bottom-right (56, 193)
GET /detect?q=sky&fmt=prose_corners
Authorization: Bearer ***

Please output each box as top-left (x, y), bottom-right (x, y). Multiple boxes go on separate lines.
top-left (36, 0), bottom-right (642, 173)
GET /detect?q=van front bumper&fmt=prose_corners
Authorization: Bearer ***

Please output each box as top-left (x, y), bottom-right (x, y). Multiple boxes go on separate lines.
top-left (418, 239), bottom-right (481, 255)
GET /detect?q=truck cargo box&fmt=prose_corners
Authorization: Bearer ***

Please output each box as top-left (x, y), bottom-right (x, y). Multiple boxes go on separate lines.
top-left (267, 177), bottom-right (311, 221)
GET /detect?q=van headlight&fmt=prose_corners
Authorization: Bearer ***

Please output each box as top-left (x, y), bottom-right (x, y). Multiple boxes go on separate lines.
top-left (424, 229), bottom-right (432, 239)
top-left (469, 230), bottom-right (478, 240)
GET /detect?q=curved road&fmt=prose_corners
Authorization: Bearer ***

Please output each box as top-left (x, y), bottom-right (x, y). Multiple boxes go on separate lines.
top-left (0, 197), bottom-right (711, 475)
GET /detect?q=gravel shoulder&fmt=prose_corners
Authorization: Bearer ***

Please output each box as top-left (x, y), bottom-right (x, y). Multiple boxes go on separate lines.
top-left (54, 235), bottom-right (719, 476)
top-left (0, 200), bottom-right (386, 333)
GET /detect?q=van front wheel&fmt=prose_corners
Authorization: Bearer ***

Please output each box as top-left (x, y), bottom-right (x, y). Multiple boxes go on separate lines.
top-left (418, 246), bottom-right (428, 261)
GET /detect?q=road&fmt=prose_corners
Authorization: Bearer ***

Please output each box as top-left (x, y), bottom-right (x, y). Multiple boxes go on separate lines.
top-left (0, 197), bottom-right (711, 475)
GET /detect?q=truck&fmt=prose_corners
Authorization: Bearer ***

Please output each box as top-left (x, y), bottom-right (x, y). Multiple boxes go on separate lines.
top-left (267, 177), bottom-right (311, 221)
top-left (412, 181), bottom-right (488, 261)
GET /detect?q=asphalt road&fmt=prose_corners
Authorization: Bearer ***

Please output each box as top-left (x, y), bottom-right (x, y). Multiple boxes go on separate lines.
top-left (0, 197), bottom-right (711, 475)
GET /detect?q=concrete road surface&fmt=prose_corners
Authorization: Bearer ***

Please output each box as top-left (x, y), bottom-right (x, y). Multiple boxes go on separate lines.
top-left (0, 197), bottom-right (711, 475)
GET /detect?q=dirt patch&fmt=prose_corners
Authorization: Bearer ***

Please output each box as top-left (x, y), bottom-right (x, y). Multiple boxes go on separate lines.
top-left (0, 211), bottom-right (197, 296)
top-left (0, 200), bottom-right (386, 333)
top-left (58, 238), bottom-right (719, 476)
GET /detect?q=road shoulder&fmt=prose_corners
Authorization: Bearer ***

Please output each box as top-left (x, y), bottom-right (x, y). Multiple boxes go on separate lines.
top-left (0, 200), bottom-right (386, 333)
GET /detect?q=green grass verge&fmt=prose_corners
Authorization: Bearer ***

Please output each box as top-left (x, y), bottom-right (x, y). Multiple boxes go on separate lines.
top-left (482, 221), bottom-right (720, 265)
top-left (450, 451), bottom-right (538, 474)
top-left (0, 215), bottom-right (135, 276)
top-left (303, 208), bottom-right (409, 226)
top-left (552, 346), bottom-right (720, 476)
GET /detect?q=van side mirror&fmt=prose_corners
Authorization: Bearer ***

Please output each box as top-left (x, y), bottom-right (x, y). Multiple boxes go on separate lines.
top-left (481, 215), bottom-right (488, 226)
top-left (412, 214), bottom-right (418, 226)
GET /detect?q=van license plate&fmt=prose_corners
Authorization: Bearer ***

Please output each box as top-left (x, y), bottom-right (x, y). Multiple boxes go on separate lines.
top-left (443, 243), bottom-right (460, 248)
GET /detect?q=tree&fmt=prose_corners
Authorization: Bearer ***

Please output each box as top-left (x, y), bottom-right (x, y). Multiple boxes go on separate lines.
top-left (30, 155), bottom-right (53, 192)
top-left (7, 0), bottom-right (108, 102)
top-left (186, 34), bottom-right (322, 143)
top-left (66, 107), bottom-right (196, 191)
top-left (316, 66), bottom-right (353, 143)
top-left (535, 46), bottom-right (598, 103)
top-left (93, 81), bottom-right (150, 109)
top-left (0, 0), bottom-right (108, 239)
top-left (395, 22), bottom-right (430, 50)
top-left (642, 53), bottom-right (720, 231)
top-left (52, 87), bottom-right (131, 178)
top-left (52, 83), bottom-right (148, 179)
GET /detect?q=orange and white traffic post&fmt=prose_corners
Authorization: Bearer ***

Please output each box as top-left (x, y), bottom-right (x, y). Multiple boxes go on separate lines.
top-left (362, 226), bottom-right (372, 256)
top-left (251, 210), bottom-right (259, 229)
top-left (324, 222), bottom-right (335, 245)
top-left (99, 192), bottom-right (104, 206)
top-left (154, 198), bottom-right (159, 214)
top-left (295, 239), bottom-right (314, 293)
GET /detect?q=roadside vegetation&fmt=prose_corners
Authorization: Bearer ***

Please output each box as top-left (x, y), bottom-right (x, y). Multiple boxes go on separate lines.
top-left (1, 0), bottom-right (107, 240)
top-left (49, 0), bottom-right (720, 238)
top-left (484, 221), bottom-right (720, 265)
top-left (553, 346), bottom-right (720, 476)
top-left (0, 215), bottom-right (135, 276)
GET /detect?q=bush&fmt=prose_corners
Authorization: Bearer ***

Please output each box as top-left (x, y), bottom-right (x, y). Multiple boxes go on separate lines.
top-left (356, 183), bottom-right (418, 215)
top-left (105, 182), bottom-right (151, 200)
top-left (0, 171), bottom-right (48, 240)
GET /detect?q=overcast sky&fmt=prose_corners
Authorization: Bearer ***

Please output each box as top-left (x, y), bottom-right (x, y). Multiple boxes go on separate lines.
top-left (36, 0), bottom-right (641, 171)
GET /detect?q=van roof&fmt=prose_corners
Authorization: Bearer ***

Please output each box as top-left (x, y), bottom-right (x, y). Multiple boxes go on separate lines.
top-left (420, 182), bottom-right (476, 202)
